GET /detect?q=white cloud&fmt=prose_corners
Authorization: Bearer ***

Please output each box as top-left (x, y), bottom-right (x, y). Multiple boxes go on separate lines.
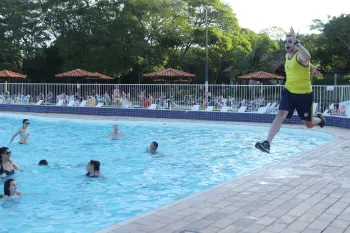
top-left (223, 0), bottom-right (349, 34)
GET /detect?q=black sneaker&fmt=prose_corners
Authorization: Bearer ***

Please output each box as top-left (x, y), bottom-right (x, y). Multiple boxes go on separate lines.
top-left (316, 113), bottom-right (326, 128)
top-left (255, 140), bottom-right (270, 153)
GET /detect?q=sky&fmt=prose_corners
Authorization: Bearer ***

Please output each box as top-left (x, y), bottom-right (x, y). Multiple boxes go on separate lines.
top-left (224, 0), bottom-right (349, 34)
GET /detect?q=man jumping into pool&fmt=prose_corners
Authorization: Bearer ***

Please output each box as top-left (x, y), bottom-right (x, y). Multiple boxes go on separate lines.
top-left (255, 27), bottom-right (326, 153)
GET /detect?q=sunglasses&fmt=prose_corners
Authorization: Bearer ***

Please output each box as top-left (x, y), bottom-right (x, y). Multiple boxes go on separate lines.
top-left (284, 40), bottom-right (293, 44)
top-left (4, 151), bottom-right (11, 155)
top-left (25, 122), bottom-right (30, 124)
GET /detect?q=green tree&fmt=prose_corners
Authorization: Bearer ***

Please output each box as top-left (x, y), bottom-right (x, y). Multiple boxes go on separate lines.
top-left (0, 0), bottom-right (49, 72)
top-left (310, 14), bottom-right (350, 71)
top-left (233, 30), bottom-right (279, 75)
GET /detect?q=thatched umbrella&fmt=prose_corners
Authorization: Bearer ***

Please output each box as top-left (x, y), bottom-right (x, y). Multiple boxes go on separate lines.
top-left (237, 71), bottom-right (284, 84)
top-left (0, 70), bottom-right (27, 94)
top-left (55, 69), bottom-right (114, 97)
top-left (238, 71), bottom-right (284, 101)
top-left (144, 68), bottom-right (196, 100)
top-left (144, 68), bottom-right (195, 84)
top-left (55, 69), bottom-right (114, 81)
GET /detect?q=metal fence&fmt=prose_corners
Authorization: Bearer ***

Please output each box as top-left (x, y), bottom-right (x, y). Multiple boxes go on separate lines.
top-left (0, 83), bottom-right (349, 114)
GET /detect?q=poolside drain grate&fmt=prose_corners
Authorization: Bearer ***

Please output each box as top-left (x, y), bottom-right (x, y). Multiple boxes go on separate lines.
top-left (179, 230), bottom-right (200, 233)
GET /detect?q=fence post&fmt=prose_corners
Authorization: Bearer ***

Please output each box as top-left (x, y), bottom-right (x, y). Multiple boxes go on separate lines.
top-left (334, 73), bottom-right (337, 86)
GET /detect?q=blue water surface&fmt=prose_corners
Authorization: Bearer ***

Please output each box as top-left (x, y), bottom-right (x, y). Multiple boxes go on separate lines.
top-left (0, 113), bottom-right (333, 233)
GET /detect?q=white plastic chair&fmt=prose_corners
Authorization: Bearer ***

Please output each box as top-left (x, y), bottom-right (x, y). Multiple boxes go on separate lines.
top-left (67, 100), bottom-right (75, 106)
top-left (206, 106), bottom-right (214, 112)
top-left (148, 104), bottom-right (157, 109)
top-left (345, 106), bottom-right (350, 117)
top-left (267, 102), bottom-right (277, 113)
top-left (121, 99), bottom-right (132, 108)
top-left (79, 100), bottom-right (87, 107)
top-left (220, 106), bottom-right (228, 112)
top-left (35, 100), bottom-right (43, 105)
top-left (256, 103), bottom-right (271, 114)
top-left (191, 105), bottom-right (200, 111)
top-left (237, 106), bottom-right (247, 113)
top-left (56, 100), bottom-right (64, 106)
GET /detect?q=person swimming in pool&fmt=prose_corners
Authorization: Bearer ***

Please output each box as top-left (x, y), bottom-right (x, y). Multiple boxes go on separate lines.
top-left (37, 159), bottom-right (84, 169)
top-left (0, 147), bottom-right (22, 177)
top-left (146, 141), bottom-right (158, 154)
top-left (107, 124), bottom-right (123, 139)
top-left (86, 160), bottom-right (104, 177)
top-left (9, 119), bottom-right (30, 144)
top-left (38, 160), bottom-right (48, 166)
top-left (1, 179), bottom-right (22, 198)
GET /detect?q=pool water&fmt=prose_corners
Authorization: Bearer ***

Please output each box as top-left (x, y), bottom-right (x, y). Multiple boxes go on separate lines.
top-left (0, 113), bottom-right (333, 233)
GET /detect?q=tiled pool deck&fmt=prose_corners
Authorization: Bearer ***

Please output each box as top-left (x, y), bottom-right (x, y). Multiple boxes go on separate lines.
top-left (2, 111), bottom-right (350, 233)
top-left (94, 127), bottom-right (350, 233)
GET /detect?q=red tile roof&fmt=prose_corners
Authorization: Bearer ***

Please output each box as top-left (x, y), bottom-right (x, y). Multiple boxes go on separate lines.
top-left (144, 68), bottom-right (195, 78)
top-left (0, 70), bottom-right (27, 79)
top-left (238, 71), bottom-right (284, 80)
top-left (93, 72), bottom-right (114, 80)
top-left (55, 69), bottom-right (114, 80)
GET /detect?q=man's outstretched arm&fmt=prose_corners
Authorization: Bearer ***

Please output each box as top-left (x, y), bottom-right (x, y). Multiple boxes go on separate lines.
top-left (290, 27), bottom-right (311, 62)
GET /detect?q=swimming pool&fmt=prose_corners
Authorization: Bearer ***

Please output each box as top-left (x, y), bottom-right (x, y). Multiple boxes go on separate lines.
top-left (0, 113), bottom-right (334, 233)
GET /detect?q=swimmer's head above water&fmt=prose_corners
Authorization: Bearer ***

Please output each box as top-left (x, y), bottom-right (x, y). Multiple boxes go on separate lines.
top-left (0, 147), bottom-right (11, 163)
top-left (86, 160), bottom-right (102, 177)
top-left (113, 124), bottom-right (119, 132)
top-left (151, 141), bottom-right (158, 151)
top-left (1, 178), bottom-right (21, 198)
top-left (22, 119), bottom-right (30, 128)
top-left (4, 179), bottom-right (17, 195)
top-left (147, 141), bottom-right (158, 154)
top-left (38, 160), bottom-right (48, 166)
top-left (0, 147), bottom-right (21, 175)
top-left (107, 124), bottom-right (123, 139)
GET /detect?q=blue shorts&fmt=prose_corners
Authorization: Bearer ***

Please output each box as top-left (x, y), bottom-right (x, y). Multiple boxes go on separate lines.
top-left (279, 88), bottom-right (313, 121)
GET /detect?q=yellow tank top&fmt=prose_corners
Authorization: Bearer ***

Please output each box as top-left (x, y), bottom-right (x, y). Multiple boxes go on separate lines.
top-left (284, 51), bottom-right (312, 94)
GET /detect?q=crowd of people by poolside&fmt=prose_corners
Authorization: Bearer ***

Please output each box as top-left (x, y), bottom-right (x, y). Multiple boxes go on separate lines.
top-left (0, 85), bottom-right (278, 111)
top-left (1, 88), bottom-right (157, 108)
top-left (0, 119), bottom-right (159, 199)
